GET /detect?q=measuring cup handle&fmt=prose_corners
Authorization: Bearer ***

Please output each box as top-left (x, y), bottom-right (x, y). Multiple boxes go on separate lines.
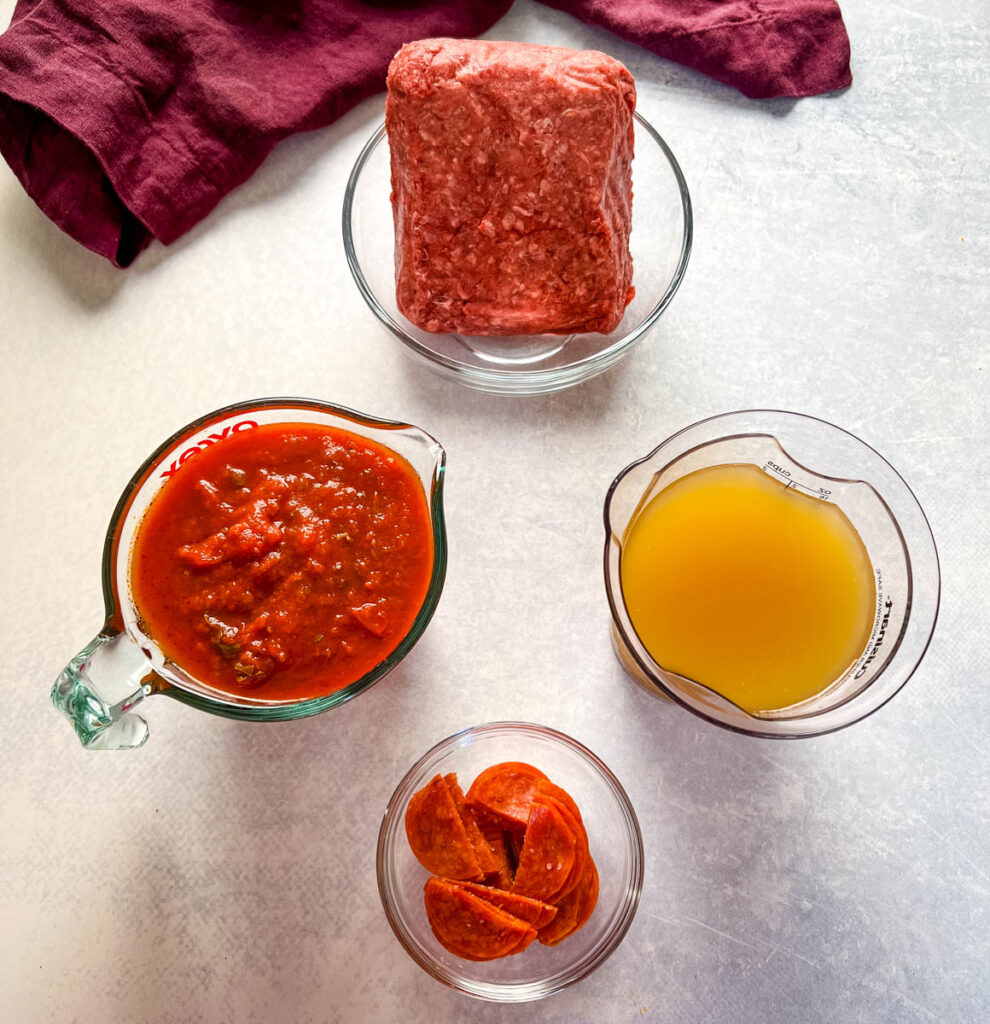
top-left (51, 629), bottom-right (154, 750)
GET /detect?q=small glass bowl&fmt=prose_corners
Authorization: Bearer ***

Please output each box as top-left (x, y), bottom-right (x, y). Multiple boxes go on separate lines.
top-left (343, 110), bottom-right (692, 395)
top-left (377, 722), bottom-right (644, 1002)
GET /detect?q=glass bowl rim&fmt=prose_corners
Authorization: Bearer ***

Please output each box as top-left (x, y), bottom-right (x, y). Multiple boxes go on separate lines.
top-left (603, 408), bottom-right (941, 739)
top-left (376, 720), bottom-right (645, 1002)
top-left (341, 109), bottom-right (693, 393)
top-left (101, 395), bottom-right (448, 722)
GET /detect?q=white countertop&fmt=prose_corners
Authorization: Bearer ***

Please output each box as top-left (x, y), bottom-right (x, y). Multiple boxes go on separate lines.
top-left (1, 1), bottom-right (987, 1021)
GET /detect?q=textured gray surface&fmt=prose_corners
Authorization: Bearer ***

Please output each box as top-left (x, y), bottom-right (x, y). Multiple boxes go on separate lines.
top-left (1, 1), bottom-right (988, 1021)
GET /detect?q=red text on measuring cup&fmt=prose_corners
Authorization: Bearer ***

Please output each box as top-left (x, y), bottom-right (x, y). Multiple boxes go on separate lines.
top-left (159, 420), bottom-right (258, 479)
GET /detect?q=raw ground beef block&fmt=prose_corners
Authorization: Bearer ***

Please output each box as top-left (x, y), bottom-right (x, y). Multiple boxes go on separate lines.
top-left (386, 39), bottom-right (635, 337)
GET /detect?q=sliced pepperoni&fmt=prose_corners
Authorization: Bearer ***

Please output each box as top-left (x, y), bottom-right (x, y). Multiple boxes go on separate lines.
top-left (537, 857), bottom-right (600, 947)
top-left (535, 779), bottom-right (584, 827)
top-left (445, 880), bottom-right (557, 929)
top-left (466, 762), bottom-right (548, 832)
top-left (511, 798), bottom-right (577, 904)
top-left (507, 925), bottom-right (539, 956)
top-left (407, 763), bottom-right (599, 961)
top-left (533, 791), bottom-right (588, 902)
top-left (480, 823), bottom-right (515, 890)
top-left (507, 826), bottom-right (525, 867)
top-left (404, 775), bottom-right (483, 881)
top-left (444, 772), bottom-right (499, 876)
top-left (424, 877), bottom-right (536, 961)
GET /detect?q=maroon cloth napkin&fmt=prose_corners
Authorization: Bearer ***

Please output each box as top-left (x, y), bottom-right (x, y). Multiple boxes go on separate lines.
top-left (0, 0), bottom-right (851, 266)
top-left (547, 1), bottom-right (852, 99)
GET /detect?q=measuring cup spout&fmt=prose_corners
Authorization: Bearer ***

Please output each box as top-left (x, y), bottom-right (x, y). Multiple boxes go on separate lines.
top-left (51, 630), bottom-right (154, 749)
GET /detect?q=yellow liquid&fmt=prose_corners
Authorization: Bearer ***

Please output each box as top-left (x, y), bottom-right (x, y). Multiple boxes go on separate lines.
top-left (620, 463), bottom-right (876, 714)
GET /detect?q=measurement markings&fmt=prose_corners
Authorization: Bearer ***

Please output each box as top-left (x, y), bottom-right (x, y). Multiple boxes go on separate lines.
top-left (762, 463), bottom-right (832, 500)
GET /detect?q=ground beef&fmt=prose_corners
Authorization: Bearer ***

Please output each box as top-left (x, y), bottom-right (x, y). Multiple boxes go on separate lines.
top-left (386, 38), bottom-right (635, 337)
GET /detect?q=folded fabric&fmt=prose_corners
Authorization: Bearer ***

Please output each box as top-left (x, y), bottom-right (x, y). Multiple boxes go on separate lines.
top-left (546, 1), bottom-right (852, 99)
top-left (0, 0), bottom-right (851, 266)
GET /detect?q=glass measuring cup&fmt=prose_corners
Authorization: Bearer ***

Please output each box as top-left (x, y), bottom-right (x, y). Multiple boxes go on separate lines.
top-left (51, 398), bottom-right (447, 750)
top-left (603, 410), bottom-right (940, 738)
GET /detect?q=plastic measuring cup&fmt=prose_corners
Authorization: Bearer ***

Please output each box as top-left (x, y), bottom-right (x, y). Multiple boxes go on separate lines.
top-left (603, 410), bottom-right (940, 738)
top-left (51, 397), bottom-right (447, 750)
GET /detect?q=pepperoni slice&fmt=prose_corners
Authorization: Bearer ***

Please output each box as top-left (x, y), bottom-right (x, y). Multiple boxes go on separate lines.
top-left (446, 880), bottom-right (558, 929)
top-left (507, 925), bottom-right (539, 956)
top-left (480, 824), bottom-right (515, 890)
top-left (535, 779), bottom-right (584, 827)
top-left (533, 791), bottom-right (589, 903)
top-left (466, 762), bottom-right (548, 832)
top-left (444, 773), bottom-right (498, 876)
top-left (404, 775), bottom-right (483, 880)
top-left (507, 826), bottom-right (525, 867)
top-left (406, 763), bottom-right (599, 962)
top-left (424, 877), bottom-right (536, 961)
top-left (511, 798), bottom-right (577, 903)
top-left (537, 857), bottom-right (600, 947)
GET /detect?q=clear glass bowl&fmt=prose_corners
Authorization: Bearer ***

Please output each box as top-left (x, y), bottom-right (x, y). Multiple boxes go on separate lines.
top-left (377, 722), bottom-right (644, 1001)
top-left (604, 410), bottom-right (941, 738)
top-left (343, 110), bottom-right (692, 395)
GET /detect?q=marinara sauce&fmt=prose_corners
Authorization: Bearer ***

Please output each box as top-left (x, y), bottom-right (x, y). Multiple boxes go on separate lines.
top-left (130, 422), bottom-right (434, 701)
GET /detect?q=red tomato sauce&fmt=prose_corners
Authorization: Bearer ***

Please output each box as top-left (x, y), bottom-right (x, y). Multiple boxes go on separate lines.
top-left (130, 422), bottom-right (434, 701)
